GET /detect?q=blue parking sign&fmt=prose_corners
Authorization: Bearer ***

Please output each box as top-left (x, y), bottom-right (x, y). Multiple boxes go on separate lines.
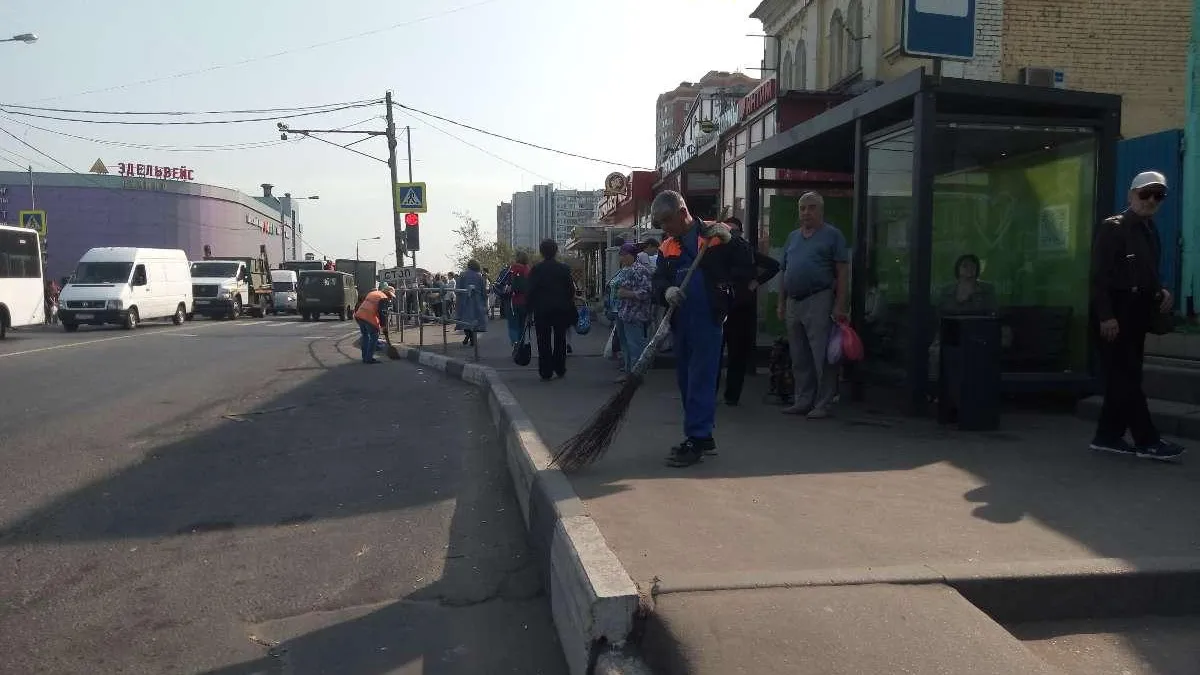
top-left (903, 0), bottom-right (976, 61)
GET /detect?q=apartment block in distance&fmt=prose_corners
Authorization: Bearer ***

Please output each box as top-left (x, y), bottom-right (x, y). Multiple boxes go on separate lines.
top-left (509, 184), bottom-right (601, 251)
top-left (496, 201), bottom-right (513, 248)
top-left (552, 189), bottom-right (603, 248)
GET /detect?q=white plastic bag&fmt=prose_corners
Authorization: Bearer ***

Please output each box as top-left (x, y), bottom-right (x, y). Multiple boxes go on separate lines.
top-left (826, 322), bottom-right (844, 365)
top-left (602, 325), bottom-right (617, 359)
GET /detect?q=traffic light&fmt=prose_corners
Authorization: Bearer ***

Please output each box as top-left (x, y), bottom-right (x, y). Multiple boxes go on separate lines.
top-left (404, 212), bottom-right (420, 252)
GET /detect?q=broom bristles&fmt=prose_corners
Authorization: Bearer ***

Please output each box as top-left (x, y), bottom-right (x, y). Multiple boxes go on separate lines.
top-left (550, 374), bottom-right (644, 471)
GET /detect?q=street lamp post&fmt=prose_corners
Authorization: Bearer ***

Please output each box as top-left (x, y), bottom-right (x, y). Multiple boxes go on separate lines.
top-left (356, 236), bottom-right (381, 267)
top-left (279, 192), bottom-right (318, 262)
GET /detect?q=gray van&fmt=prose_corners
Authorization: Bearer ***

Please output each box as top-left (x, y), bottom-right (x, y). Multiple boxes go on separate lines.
top-left (297, 271), bottom-right (358, 322)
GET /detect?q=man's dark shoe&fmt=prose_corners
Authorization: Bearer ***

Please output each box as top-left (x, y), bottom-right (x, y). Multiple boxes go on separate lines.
top-left (1089, 437), bottom-right (1135, 455)
top-left (1135, 440), bottom-right (1186, 462)
top-left (364, 359), bottom-right (381, 365)
top-left (665, 437), bottom-right (715, 467)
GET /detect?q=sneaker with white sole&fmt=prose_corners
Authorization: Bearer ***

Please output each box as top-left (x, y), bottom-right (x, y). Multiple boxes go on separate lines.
top-left (1089, 438), bottom-right (1136, 455)
top-left (1135, 440), bottom-right (1186, 462)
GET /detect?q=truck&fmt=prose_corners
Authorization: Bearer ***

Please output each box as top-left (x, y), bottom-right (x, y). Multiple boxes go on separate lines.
top-left (334, 258), bottom-right (378, 302)
top-left (190, 244), bottom-right (275, 319)
top-left (279, 260), bottom-right (325, 275)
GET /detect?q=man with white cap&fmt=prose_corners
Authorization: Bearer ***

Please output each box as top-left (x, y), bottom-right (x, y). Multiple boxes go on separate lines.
top-left (1089, 170), bottom-right (1184, 461)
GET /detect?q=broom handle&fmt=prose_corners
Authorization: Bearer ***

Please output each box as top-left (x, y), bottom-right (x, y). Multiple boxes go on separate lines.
top-left (630, 237), bottom-right (713, 377)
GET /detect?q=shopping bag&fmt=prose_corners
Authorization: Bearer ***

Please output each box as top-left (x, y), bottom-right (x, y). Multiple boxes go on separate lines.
top-left (602, 324), bottom-right (617, 359)
top-left (826, 322), bottom-right (844, 365)
top-left (838, 317), bottom-right (864, 362)
top-left (513, 320), bottom-right (533, 366)
top-left (576, 305), bottom-right (592, 335)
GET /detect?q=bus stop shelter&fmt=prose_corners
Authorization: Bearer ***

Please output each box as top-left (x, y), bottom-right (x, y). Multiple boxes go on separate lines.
top-left (745, 68), bottom-right (1123, 413)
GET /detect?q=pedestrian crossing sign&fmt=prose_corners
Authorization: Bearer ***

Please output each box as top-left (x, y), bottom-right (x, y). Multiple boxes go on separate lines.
top-left (394, 182), bottom-right (427, 213)
top-left (19, 210), bottom-right (46, 237)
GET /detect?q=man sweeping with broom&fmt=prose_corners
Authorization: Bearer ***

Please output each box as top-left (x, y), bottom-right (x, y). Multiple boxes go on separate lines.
top-left (550, 192), bottom-right (752, 471)
top-left (652, 191), bottom-right (754, 467)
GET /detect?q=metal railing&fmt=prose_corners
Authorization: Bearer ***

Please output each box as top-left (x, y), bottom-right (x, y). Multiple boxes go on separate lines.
top-left (387, 285), bottom-right (481, 362)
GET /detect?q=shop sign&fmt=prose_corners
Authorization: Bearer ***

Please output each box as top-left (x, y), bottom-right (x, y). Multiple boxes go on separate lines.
top-left (121, 178), bottom-right (169, 192)
top-left (117, 162), bottom-right (195, 181)
top-left (247, 213), bottom-right (279, 235)
top-left (739, 78), bottom-right (778, 120)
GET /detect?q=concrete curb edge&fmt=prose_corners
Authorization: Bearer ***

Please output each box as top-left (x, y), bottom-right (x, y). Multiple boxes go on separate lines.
top-left (402, 347), bottom-right (643, 675)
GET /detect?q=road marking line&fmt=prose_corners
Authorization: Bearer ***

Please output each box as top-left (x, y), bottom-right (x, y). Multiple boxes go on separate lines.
top-left (0, 323), bottom-right (222, 359)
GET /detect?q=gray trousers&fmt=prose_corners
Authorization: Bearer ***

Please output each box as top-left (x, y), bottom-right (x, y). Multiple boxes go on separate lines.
top-left (786, 289), bottom-right (837, 411)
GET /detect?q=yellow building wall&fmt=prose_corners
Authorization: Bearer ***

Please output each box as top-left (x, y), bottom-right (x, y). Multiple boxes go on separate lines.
top-left (1001, 0), bottom-right (1188, 138)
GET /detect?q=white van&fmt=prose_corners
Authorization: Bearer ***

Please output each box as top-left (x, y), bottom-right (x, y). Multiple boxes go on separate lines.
top-left (270, 269), bottom-right (299, 314)
top-left (58, 247), bottom-right (192, 332)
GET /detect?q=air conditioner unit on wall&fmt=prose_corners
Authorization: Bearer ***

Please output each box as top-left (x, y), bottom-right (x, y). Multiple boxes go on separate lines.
top-left (1019, 67), bottom-right (1066, 89)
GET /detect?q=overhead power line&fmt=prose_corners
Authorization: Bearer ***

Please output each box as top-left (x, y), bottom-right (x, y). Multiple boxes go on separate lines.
top-left (393, 101), bottom-right (652, 170)
top-left (0, 100), bottom-right (382, 126)
top-left (29, 0), bottom-right (502, 103)
top-left (0, 98), bottom-right (378, 116)
top-left (0, 114), bottom-right (292, 152)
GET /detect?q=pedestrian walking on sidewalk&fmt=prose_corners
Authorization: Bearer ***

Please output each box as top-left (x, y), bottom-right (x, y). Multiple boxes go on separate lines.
top-left (720, 216), bottom-right (779, 405)
top-left (501, 252), bottom-right (531, 346)
top-left (777, 191), bottom-right (849, 419)
top-left (1089, 170), bottom-right (1184, 461)
top-left (455, 260), bottom-right (489, 347)
top-left (651, 190), bottom-right (753, 467)
top-left (615, 247), bottom-right (655, 383)
top-left (354, 283), bottom-right (396, 364)
top-left (526, 239), bottom-right (577, 380)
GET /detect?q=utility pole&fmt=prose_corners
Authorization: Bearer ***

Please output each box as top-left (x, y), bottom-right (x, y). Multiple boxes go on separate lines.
top-left (405, 125), bottom-right (415, 269)
top-left (1184, 4), bottom-right (1200, 314)
top-left (384, 91), bottom-right (406, 273)
top-left (280, 193), bottom-right (290, 263)
top-left (28, 165), bottom-right (34, 209)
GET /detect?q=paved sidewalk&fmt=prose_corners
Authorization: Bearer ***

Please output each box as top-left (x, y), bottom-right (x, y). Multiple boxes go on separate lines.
top-left (401, 318), bottom-right (1200, 673)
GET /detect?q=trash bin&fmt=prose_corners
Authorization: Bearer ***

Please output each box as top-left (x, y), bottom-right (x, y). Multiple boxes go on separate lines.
top-left (937, 315), bottom-right (1001, 431)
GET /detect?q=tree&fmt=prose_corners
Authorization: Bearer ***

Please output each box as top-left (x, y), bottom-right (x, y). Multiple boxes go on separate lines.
top-left (452, 211), bottom-right (514, 276)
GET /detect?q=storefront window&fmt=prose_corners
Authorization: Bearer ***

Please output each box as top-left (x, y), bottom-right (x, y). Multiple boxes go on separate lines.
top-left (765, 110), bottom-right (777, 139)
top-left (736, 130), bottom-right (749, 158)
top-left (931, 123), bottom-right (1097, 373)
top-left (863, 128), bottom-right (914, 376)
top-left (749, 120), bottom-right (762, 148)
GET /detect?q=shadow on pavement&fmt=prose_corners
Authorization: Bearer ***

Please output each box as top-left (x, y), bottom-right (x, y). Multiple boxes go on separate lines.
top-left (0, 336), bottom-right (565, 674)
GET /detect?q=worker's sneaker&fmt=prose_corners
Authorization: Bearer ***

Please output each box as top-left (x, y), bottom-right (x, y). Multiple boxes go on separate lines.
top-left (1135, 440), bottom-right (1186, 462)
top-left (665, 438), bottom-right (714, 467)
top-left (1089, 437), bottom-right (1136, 456)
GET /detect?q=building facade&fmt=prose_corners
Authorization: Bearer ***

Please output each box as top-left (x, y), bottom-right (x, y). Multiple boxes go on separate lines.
top-left (509, 185), bottom-right (601, 251)
top-left (0, 171), bottom-right (298, 282)
top-left (655, 72), bottom-right (762, 166)
top-left (495, 201), bottom-right (513, 248)
top-left (752, 0), bottom-right (1186, 137)
top-left (552, 189), bottom-right (603, 247)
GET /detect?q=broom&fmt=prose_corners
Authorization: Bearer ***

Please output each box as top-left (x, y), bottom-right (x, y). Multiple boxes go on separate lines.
top-left (383, 327), bottom-right (402, 360)
top-left (550, 234), bottom-right (714, 472)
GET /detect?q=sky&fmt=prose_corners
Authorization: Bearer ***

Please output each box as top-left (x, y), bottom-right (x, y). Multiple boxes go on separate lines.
top-left (0, 0), bottom-right (765, 272)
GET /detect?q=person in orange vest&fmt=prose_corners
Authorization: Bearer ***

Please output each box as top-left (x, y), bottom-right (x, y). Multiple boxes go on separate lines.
top-left (651, 191), bottom-right (755, 467)
top-left (354, 282), bottom-right (396, 364)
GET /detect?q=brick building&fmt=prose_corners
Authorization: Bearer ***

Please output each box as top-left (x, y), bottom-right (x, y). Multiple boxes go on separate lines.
top-left (752, 0), bottom-right (1186, 137)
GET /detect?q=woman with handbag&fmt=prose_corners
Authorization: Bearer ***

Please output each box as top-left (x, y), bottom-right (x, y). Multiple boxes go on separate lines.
top-left (614, 248), bottom-right (655, 383)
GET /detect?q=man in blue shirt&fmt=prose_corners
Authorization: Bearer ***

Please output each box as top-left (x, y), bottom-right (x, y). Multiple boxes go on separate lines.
top-left (776, 191), bottom-right (849, 418)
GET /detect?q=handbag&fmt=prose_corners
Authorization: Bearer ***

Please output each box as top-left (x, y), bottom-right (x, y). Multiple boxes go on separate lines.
top-left (512, 318), bottom-right (532, 366)
top-left (1149, 309), bottom-right (1174, 336)
top-left (576, 305), bottom-right (592, 335)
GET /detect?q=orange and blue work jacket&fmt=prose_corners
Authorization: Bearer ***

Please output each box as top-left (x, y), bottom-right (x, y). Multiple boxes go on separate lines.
top-left (354, 289), bottom-right (392, 329)
top-left (652, 222), bottom-right (755, 325)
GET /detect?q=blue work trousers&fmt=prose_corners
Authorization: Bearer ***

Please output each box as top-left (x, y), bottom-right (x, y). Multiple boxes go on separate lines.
top-left (357, 319), bottom-right (380, 363)
top-left (673, 310), bottom-right (723, 439)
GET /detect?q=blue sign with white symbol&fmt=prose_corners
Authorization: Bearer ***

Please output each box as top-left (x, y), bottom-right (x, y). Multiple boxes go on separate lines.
top-left (393, 181), bottom-right (428, 214)
top-left (902, 0), bottom-right (976, 61)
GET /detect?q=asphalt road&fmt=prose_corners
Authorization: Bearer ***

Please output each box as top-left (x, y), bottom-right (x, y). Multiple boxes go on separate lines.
top-left (0, 316), bottom-right (566, 675)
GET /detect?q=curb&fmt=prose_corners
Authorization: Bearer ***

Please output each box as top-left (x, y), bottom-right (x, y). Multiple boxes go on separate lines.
top-left (652, 556), bottom-right (1200, 623)
top-left (400, 346), bottom-right (643, 675)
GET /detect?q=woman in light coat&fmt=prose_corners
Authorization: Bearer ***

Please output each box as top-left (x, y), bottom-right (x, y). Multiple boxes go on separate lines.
top-left (454, 259), bottom-right (489, 346)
